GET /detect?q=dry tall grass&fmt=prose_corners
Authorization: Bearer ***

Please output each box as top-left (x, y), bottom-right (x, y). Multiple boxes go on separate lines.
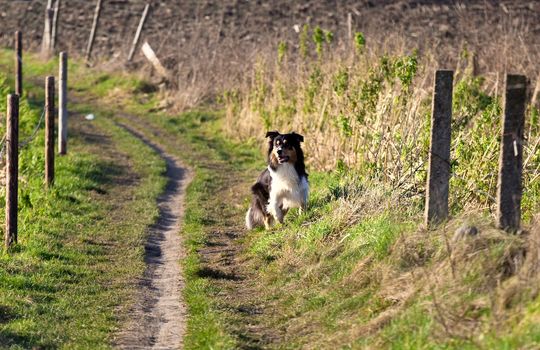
top-left (223, 24), bottom-right (540, 218)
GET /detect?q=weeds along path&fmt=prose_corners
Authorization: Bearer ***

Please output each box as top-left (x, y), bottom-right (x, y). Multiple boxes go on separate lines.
top-left (110, 112), bottom-right (283, 349)
top-left (112, 119), bottom-right (191, 349)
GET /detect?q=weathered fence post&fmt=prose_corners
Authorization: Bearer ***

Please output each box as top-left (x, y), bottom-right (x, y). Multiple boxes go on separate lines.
top-left (141, 42), bottom-right (169, 78)
top-left (58, 52), bottom-right (67, 155)
top-left (85, 0), bottom-right (103, 62)
top-left (41, 0), bottom-right (54, 56)
top-left (128, 3), bottom-right (150, 62)
top-left (425, 70), bottom-right (454, 227)
top-left (496, 74), bottom-right (527, 232)
top-left (45, 76), bottom-right (55, 186)
top-left (51, 0), bottom-right (61, 50)
top-left (5, 94), bottom-right (19, 249)
top-left (15, 31), bottom-right (22, 97)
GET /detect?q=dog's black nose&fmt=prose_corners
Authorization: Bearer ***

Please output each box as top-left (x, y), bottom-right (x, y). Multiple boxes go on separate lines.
top-left (277, 149), bottom-right (283, 155)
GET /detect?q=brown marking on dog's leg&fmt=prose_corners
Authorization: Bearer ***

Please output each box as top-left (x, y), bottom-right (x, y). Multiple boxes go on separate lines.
top-left (264, 215), bottom-right (273, 230)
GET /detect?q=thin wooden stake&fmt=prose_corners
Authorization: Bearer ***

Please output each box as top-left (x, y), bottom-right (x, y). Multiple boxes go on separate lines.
top-left (51, 0), bottom-right (61, 50)
top-left (5, 94), bottom-right (19, 249)
top-left (85, 0), bottom-right (103, 62)
top-left (425, 70), bottom-right (454, 227)
top-left (15, 31), bottom-right (22, 97)
top-left (347, 13), bottom-right (352, 42)
top-left (45, 76), bottom-right (55, 186)
top-left (496, 74), bottom-right (527, 232)
top-left (58, 52), bottom-right (68, 155)
top-left (128, 3), bottom-right (150, 62)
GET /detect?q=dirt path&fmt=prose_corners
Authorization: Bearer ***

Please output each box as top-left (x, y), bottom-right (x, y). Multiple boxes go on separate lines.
top-left (113, 120), bottom-right (191, 350)
top-left (107, 111), bottom-right (281, 348)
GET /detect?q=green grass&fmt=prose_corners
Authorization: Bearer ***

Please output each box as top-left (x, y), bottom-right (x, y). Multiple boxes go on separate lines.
top-left (64, 60), bottom-right (540, 349)
top-left (0, 51), bottom-right (167, 348)
top-left (3, 48), bottom-right (540, 350)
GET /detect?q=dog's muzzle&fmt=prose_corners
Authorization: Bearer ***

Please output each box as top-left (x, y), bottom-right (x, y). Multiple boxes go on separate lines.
top-left (276, 148), bottom-right (289, 163)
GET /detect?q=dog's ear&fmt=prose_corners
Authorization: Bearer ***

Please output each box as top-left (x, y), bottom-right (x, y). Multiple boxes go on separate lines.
top-left (266, 131), bottom-right (280, 139)
top-left (291, 132), bottom-right (304, 143)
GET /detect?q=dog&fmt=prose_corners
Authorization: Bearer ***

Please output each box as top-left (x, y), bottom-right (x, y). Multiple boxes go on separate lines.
top-left (245, 131), bottom-right (309, 229)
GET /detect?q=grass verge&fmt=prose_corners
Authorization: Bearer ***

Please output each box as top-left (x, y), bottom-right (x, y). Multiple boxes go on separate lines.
top-left (0, 50), bottom-right (166, 348)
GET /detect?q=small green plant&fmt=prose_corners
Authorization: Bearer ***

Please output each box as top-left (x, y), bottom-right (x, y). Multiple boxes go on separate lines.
top-left (312, 26), bottom-right (325, 58)
top-left (277, 41), bottom-right (288, 65)
top-left (333, 68), bottom-right (349, 97)
top-left (312, 26), bottom-right (333, 59)
top-left (354, 32), bottom-right (366, 53)
top-left (299, 24), bottom-right (310, 59)
top-left (303, 67), bottom-right (323, 114)
top-left (393, 50), bottom-right (418, 90)
top-left (336, 114), bottom-right (353, 136)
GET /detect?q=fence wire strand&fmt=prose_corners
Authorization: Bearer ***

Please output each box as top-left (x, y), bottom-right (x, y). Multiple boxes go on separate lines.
top-left (19, 108), bottom-right (46, 149)
top-left (0, 108), bottom-right (46, 163)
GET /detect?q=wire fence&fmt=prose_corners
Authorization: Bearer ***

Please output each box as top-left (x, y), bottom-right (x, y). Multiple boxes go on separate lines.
top-left (0, 107), bottom-right (46, 163)
top-left (19, 108), bottom-right (46, 149)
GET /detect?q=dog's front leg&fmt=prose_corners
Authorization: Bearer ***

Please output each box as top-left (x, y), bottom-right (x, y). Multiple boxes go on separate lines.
top-left (299, 203), bottom-right (306, 215)
top-left (268, 196), bottom-right (284, 224)
top-left (263, 215), bottom-right (273, 230)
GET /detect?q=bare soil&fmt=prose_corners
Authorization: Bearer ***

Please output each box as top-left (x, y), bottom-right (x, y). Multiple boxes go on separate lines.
top-left (2, 1), bottom-right (539, 110)
top-left (112, 119), bottom-right (192, 350)
top-left (1, 1), bottom-right (539, 74)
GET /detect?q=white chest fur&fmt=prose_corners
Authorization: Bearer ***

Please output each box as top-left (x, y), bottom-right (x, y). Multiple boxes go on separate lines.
top-left (267, 164), bottom-right (308, 219)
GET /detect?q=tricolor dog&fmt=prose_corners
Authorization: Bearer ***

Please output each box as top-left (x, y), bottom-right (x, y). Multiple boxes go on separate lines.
top-left (245, 131), bottom-right (309, 229)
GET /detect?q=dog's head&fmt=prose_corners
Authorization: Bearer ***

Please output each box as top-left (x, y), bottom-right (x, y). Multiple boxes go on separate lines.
top-left (265, 131), bottom-right (305, 169)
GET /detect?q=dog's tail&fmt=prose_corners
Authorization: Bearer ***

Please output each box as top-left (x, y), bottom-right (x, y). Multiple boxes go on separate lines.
top-left (246, 205), bottom-right (266, 229)
top-left (245, 207), bottom-right (254, 229)
top-left (246, 182), bottom-right (269, 229)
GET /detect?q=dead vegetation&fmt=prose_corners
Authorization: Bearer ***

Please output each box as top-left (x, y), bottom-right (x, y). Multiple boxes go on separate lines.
top-left (1, 1), bottom-right (539, 110)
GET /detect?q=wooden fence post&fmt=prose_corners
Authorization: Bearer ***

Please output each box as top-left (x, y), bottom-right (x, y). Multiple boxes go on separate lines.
top-left (85, 0), bottom-right (103, 62)
top-left (128, 3), bottom-right (150, 62)
top-left (41, 0), bottom-right (54, 56)
top-left (141, 42), bottom-right (169, 79)
top-left (5, 94), bottom-right (19, 249)
top-left (496, 74), bottom-right (527, 232)
top-left (15, 31), bottom-right (22, 97)
top-left (45, 76), bottom-right (55, 186)
top-left (58, 52), bottom-right (67, 155)
top-left (425, 70), bottom-right (454, 227)
top-left (51, 0), bottom-right (61, 50)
